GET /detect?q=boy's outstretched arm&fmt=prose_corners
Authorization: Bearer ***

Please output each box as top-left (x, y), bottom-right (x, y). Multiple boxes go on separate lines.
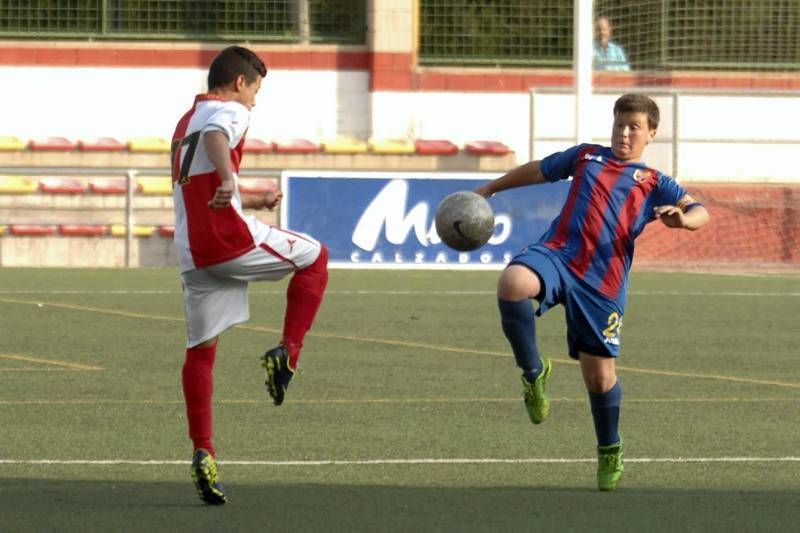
top-left (474, 160), bottom-right (547, 198)
top-left (654, 194), bottom-right (710, 231)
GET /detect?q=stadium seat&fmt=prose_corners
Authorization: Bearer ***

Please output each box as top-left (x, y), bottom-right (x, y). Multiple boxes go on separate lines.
top-left (0, 175), bottom-right (38, 194)
top-left (10, 224), bottom-right (57, 236)
top-left (127, 137), bottom-right (171, 153)
top-left (78, 137), bottom-right (126, 151)
top-left (110, 224), bottom-right (155, 237)
top-left (38, 176), bottom-right (87, 195)
top-left (414, 139), bottom-right (459, 155)
top-left (158, 225), bottom-right (175, 237)
top-left (272, 139), bottom-right (321, 154)
top-left (243, 138), bottom-right (274, 153)
top-left (28, 136), bottom-right (78, 151)
top-left (88, 177), bottom-right (131, 195)
top-left (239, 177), bottom-right (278, 194)
top-left (465, 140), bottom-right (511, 155)
top-left (0, 135), bottom-right (27, 151)
top-left (0, 225), bottom-right (6, 236)
top-left (322, 136), bottom-right (368, 154)
top-left (137, 176), bottom-right (172, 195)
top-left (368, 138), bottom-right (416, 155)
top-left (59, 224), bottom-right (107, 237)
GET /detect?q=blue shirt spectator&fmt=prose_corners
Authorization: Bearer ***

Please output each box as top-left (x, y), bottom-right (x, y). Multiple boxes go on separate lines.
top-left (594, 16), bottom-right (630, 71)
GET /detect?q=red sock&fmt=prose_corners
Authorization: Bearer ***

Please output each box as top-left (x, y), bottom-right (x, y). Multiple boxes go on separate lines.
top-left (282, 246), bottom-right (329, 368)
top-left (182, 343), bottom-right (217, 457)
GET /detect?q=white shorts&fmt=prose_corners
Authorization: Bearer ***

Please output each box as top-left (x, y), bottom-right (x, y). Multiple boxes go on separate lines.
top-left (181, 227), bottom-right (321, 347)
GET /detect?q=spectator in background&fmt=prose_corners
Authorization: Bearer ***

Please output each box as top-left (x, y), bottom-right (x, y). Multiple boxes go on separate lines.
top-left (594, 16), bottom-right (630, 71)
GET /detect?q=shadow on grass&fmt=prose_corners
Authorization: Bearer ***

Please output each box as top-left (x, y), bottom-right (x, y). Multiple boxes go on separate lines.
top-left (1, 479), bottom-right (798, 532)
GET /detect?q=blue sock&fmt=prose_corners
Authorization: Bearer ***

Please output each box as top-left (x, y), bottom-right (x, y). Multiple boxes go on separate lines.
top-left (588, 380), bottom-right (622, 447)
top-left (497, 298), bottom-right (542, 382)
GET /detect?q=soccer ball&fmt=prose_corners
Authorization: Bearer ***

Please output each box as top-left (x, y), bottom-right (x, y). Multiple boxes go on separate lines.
top-left (434, 191), bottom-right (495, 251)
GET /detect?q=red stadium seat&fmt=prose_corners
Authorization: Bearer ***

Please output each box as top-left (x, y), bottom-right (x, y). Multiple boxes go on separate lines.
top-left (39, 176), bottom-right (87, 195)
top-left (158, 225), bottom-right (175, 237)
top-left (10, 224), bottom-right (57, 236)
top-left (88, 177), bottom-right (131, 195)
top-left (28, 136), bottom-right (78, 151)
top-left (414, 139), bottom-right (459, 155)
top-left (243, 138), bottom-right (274, 154)
top-left (239, 177), bottom-right (278, 194)
top-left (465, 140), bottom-right (511, 155)
top-left (59, 225), bottom-right (107, 236)
top-left (272, 139), bottom-right (321, 154)
top-left (78, 137), bottom-right (126, 152)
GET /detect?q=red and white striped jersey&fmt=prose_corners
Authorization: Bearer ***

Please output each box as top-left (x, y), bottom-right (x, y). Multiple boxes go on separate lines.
top-left (171, 94), bottom-right (270, 272)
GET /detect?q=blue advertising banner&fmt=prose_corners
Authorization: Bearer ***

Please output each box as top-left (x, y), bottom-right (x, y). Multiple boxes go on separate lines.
top-left (281, 171), bottom-right (570, 269)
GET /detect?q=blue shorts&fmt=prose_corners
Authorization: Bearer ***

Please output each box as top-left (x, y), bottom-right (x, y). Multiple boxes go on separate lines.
top-left (511, 245), bottom-right (624, 359)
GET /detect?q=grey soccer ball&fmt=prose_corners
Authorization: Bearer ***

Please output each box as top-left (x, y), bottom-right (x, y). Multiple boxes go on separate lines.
top-left (434, 191), bottom-right (495, 252)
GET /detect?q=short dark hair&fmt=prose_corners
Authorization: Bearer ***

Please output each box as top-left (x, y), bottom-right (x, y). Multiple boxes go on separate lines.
top-left (207, 46), bottom-right (267, 90)
top-left (614, 94), bottom-right (659, 130)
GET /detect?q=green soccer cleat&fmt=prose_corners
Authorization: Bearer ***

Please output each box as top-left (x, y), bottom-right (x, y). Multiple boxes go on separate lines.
top-left (262, 345), bottom-right (295, 406)
top-left (597, 441), bottom-right (624, 491)
top-left (190, 449), bottom-right (226, 505)
top-left (521, 356), bottom-right (552, 425)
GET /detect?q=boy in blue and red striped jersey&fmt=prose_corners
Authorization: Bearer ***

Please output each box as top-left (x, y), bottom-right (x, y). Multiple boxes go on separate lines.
top-left (475, 94), bottom-right (709, 491)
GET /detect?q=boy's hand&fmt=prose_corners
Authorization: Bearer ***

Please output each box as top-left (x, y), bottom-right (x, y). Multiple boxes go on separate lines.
top-left (262, 190), bottom-right (283, 210)
top-left (473, 184), bottom-right (494, 199)
top-left (654, 205), bottom-right (686, 228)
top-left (208, 180), bottom-right (235, 209)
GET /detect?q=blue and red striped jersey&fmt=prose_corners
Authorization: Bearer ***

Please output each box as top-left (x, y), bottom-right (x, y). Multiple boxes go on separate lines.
top-left (539, 143), bottom-right (687, 301)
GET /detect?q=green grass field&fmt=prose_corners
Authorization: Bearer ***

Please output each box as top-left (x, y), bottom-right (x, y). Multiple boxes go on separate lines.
top-left (1, 267), bottom-right (798, 532)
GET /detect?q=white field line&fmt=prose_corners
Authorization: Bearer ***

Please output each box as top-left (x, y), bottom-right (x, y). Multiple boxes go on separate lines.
top-left (1, 457), bottom-right (799, 467)
top-left (0, 396), bottom-right (798, 406)
top-left (0, 289), bottom-right (798, 297)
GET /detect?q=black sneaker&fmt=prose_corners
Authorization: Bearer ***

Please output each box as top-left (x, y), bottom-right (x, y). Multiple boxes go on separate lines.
top-left (262, 345), bottom-right (295, 406)
top-left (190, 449), bottom-right (226, 505)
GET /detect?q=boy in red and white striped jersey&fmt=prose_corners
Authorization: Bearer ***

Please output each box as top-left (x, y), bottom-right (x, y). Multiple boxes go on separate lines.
top-left (171, 46), bottom-right (329, 505)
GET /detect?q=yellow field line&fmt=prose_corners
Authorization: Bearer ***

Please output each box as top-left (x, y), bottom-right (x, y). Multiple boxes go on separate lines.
top-left (0, 396), bottom-right (797, 406)
top-left (0, 353), bottom-right (102, 371)
top-left (2, 296), bottom-right (798, 389)
top-left (612, 367), bottom-right (800, 389)
top-left (0, 297), bottom-right (182, 324)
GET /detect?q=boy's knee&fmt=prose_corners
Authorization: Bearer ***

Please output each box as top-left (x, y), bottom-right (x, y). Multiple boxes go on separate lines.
top-left (304, 245), bottom-right (328, 275)
top-left (584, 370), bottom-right (617, 393)
top-left (498, 265), bottom-right (541, 300)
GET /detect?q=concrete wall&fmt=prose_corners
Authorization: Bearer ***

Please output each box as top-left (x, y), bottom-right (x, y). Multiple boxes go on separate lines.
top-left (0, 66), bottom-right (370, 143)
top-left (2, 65), bottom-right (799, 180)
